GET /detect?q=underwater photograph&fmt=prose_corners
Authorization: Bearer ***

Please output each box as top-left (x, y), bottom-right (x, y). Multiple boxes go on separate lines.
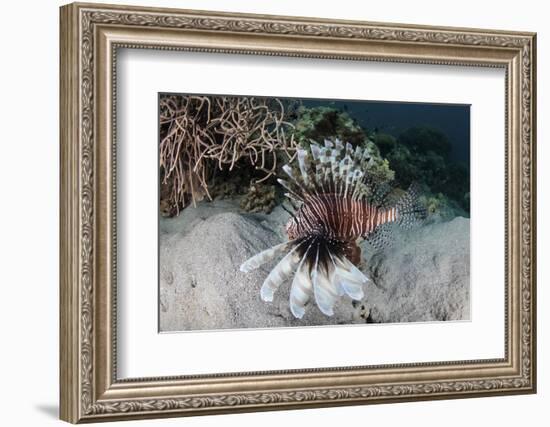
top-left (158, 94), bottom-right (471, 332)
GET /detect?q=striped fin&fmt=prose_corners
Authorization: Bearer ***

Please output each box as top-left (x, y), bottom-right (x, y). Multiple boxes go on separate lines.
top-left (324, 139), bottom-right (334, 148)
top-left (296, 148), bottom-right (309, 185)
top-left (329, 149), bottom-right (340, 178)
top-left (341, 155), bottom-right (359, 197)
top-left (315, 162), bottom-right (325, 190)
top-left (279, 159), bottom-right (314, 201)
top-left (289, 248), bottom-right (314, 319)
top-left (337, 256), bottom-right (370, 283)
top-left (329, 253), bottom-right (368, 301)
top-left (277, 178), bottom-right (304, 202)
top-left (340, 278), bottom-right (365, 301)
top-left (311, 247), bottom-right (339, 316)
top-left (338, 155), bottom-right (353, 177)
top-left (282, 164), bottom-right (295, 180)
top-left (351, 169), bottom-right (364, 185)
top-left (277, 178), bottom-right (295, 193)
top-left (240, 240), bottom-right (296, 273)
top-left (349, 168), bottom-right (365, 199)
top-left (365, 222), bottom-right (397, 251)
top-left (284, 192), bottom-right (302, 204)
top-left (260, 245), bottom-right (301, 302)
top-left (312, 268), bottom-right (339, 316)
top-left (396, 182), bottom-right (427, 229)
top-left (319, 147), bottom-right (332, 180)
top-left (283, 138), bottom-right (398, 205)
top-left (310, 142), bottom-right (321, 160)
top-left (285, 139), bottom-right (381, 201)
top-left (345, 142), bottom-right (354, 157)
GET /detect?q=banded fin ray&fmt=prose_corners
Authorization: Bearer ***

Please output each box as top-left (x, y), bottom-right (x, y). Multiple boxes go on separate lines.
top-left (260, 244), bottom-right (302, 302)
top-left (289, 244), bottom-right (315, 319)
top-left (296, 149), bottom-right (310, 186)
top-left (311, 246), bottom-right (339, 316)
top-left (289, 262), bottom-right (312, 319)
top-left (329, 252), bottom-right (368, 301)
top-left (240, 239), bottom-right (298, 273)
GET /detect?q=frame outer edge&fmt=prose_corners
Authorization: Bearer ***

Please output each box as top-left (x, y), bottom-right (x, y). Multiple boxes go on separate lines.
top-left (529, 33), bottom-right (537, 393)
top-left (59, 2), bottom-right (537, 422)
top-left (60, 3), bottom-right (81, 424)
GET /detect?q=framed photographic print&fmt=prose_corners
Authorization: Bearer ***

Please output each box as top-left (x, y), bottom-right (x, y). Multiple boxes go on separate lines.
top-left (59, 2), bottom-right (537, 423)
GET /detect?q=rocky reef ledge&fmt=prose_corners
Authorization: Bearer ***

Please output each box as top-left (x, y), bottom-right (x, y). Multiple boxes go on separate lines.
top-left (159, 200), bottom-right (470, 332)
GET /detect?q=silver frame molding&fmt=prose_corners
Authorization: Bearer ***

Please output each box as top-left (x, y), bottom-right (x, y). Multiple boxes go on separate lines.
top-left (60, 2), bottom-right (536, 423)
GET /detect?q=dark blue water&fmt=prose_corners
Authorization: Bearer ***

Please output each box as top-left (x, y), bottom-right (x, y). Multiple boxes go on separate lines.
top-left (301, 99), bottom-right (470, 166)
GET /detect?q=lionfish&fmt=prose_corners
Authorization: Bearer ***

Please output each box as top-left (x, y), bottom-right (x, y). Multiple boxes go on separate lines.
top-left (240, 139), bottom-right (425, 318)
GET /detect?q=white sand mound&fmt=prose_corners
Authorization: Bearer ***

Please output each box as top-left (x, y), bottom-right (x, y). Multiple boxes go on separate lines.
top-left (361, 216), bottom-right (470, 323)
top-left (159, 202), bottom-right (470, 332)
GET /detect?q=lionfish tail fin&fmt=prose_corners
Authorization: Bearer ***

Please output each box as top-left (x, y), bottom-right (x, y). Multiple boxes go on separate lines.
top-left (396, 182), bottom-right (427, 229)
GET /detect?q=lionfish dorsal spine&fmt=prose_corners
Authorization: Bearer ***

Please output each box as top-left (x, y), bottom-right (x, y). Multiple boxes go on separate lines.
top-left (297, 149), bottom-right (309, 185)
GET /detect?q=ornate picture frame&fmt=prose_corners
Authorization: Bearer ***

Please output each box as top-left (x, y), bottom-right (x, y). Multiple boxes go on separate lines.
top-left (60, 2), bottom-right (536, 423)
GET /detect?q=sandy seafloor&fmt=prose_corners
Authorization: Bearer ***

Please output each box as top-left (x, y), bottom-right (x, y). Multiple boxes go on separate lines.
top-left (159, 198), bottom-right (470, 332)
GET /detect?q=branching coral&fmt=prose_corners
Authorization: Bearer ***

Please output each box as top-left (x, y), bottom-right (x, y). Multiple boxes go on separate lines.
top-left (240, 183), bottom-right (277, 214)
top-left (159, 95), bottom-right (297, 214)
top-left (292, 106), bottom-right (366, 146)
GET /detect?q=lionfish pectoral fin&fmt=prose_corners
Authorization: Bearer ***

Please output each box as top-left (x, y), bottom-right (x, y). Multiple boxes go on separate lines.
top-left (240, 240), bottom-right (296, 273)
top-left (260, 245), bottom-right (301, 302)
top-left (339, 280), bottom-right (364, 300)
top-left (332, 255), bottom-right (369, 301)
top-left (310, 246), bottom-right (338, 316)
top-left (312, 268), bottom-right (337, 316)
top-left (289, 260), bottom-right (312, 319)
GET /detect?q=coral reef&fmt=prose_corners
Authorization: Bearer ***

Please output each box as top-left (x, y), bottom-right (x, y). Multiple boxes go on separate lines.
top-left (373, 127), bottom-right (469, 213)
top-left (292, 106), bottom-right (366, 146)
top-left (359, 140), bottom-right (395, 183)
top-left (205, 168), bottom-right (252, 201)
top-left (419, 191), bottom-right (468, 222)
top-left (398, 126), bottom-right (452, 160)
top-left (240, 183), bottom-right (278, 214)
top-left (159, 95), bottom-right (297, 214)
top-left (158, 97), bottom-right (469, 219)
